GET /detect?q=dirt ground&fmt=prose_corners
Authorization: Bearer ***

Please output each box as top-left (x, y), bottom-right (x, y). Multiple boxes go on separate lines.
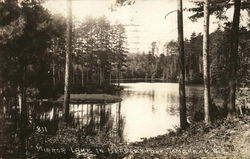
top-left (230, 120), bottom-right (250, 158)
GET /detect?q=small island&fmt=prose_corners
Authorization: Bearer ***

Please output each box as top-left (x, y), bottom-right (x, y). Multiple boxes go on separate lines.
top-left (57, 94), bottom-right (122, 104)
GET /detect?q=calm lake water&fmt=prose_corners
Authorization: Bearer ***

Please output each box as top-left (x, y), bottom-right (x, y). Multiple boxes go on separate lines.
top-left (0, 82), bottom-right (204, 158)
top-left (119, 82), bottom-right (203, 142)
top-left (31, 82), bottom-right (203, 143)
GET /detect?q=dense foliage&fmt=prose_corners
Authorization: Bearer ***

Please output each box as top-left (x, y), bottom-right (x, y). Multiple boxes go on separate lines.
top-left (0, 2), bottom-right (128, 99)
top-left (123, 27), bottom-right (249, 87)
top-left (0, 0), bottom-right (250, 158)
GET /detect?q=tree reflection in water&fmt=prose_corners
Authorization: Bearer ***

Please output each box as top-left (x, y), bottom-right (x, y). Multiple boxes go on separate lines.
top-left (70, 103), bottom-right (125, 143)
top-left (0, 83), bottom-right (204, 158)
top-left (31, 102), bottom-right (125, 143)
top-left (0, 100), bottom-right (125, 158)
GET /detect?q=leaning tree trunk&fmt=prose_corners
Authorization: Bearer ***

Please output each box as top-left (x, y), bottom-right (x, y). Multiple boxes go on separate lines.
top-left (227, 0), bottom-right (241, 116)
top-left (63, 0), bottom-right (72, 123)
top-left (203, 0), bottom-right (211, 124)
top-left (177, 0), bottom-right (188, 129)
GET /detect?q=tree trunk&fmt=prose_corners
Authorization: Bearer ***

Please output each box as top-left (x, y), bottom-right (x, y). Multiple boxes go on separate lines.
top-left (52, 59), bottom-right (56, 89)
top-left (81, 65), bottom-right (84, 87)
top-left (18, 86), bottom-right (22, 114)
top-left (18, 85), bottom-right (27, 125)
top-left (227, 0), bottom-right (241, 116)
top-left (72, 68), bottom-right (74, 85)
top-left (99, 67), bottom-right (102, 86)
top-left (72, 65), bottom-right (76, 85)
top-left (20, 66), bottom-right (28, 125)
top-left (52, 40), bottom-right (58, 89)
top-left (203, 0), bottom-right (211, 124)
top-left (19, 66), bottom-right (28, 155)
top-left (58, 65), bottom-right (61, 83)
top-left (63, 0), bottom-right (72, 123)
top-left (118, 67), bottom-right (120, 88)
top-left (199, 56), bottom-right (203, 74)
top-left (177, 0), bottom-right (188, 129)
top-left (109, 71), bottom-right (112, 86)
top-left (116, 66), bottom-right (118, 87)
top-left (86, 69), bottom-right (89, 83)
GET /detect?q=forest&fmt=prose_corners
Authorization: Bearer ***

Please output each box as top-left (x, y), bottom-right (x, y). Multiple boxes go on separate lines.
top-left (0, 0), bottom-right (250, 158)
top-left (124, 29), bottom-right (250, 85)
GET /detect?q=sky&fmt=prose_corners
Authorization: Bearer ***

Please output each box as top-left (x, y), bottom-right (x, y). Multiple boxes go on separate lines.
top-left (44, 0), bottom-right (248, 53)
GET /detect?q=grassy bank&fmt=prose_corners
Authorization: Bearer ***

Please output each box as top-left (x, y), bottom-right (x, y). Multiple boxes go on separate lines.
top-left (130, 116), bottom-right (250, 158)
top-left (57, 94), bottom-right (122, 104)
top-left (32, 116), bottom-right (250, 159)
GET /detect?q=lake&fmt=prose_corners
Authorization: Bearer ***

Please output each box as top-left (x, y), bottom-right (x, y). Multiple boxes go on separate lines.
top-left (0, 82), bottom-right (204, 158)
top-left (30, 82), bottom-right (204, 143)
top-left (119, 82), bottom-right (203, 142)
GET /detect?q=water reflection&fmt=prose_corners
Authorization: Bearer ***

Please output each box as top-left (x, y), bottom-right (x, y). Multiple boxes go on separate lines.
top-left (0, 82), bottom-right (204, 158)
top-left (120, 83), bottom-right (180, 142)
top-left (31, 83), bottom-right (203, 143)
top-left (69, 103), bottom-right (125, 143)
top-left (31, 102), bottom-right (125, 143)
top-left (120, 83), bottom-right (203, 141)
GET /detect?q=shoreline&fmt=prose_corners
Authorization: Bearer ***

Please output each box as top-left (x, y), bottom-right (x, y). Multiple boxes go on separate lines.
top-left (31, 116), bottom-right (250, 158)
top-left (56, 94), bottom-right (122, 104)
top-left (130, 116), bottom-right (250, 158)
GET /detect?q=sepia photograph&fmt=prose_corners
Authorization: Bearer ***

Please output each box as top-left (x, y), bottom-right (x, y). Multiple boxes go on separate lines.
top-left (0, 0), bottom-right (250, 158)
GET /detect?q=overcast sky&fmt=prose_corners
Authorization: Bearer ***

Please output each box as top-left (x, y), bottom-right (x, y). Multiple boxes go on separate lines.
top-left (44, 0), bottom-right (248, 53)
